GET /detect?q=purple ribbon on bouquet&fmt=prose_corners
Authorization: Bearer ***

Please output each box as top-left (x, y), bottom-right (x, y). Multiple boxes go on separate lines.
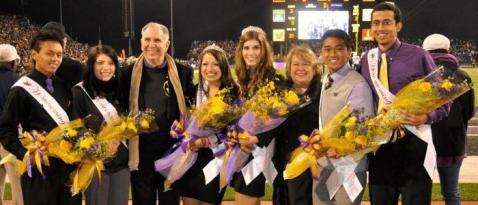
top-left (26, 131), bottom-right (47, 179)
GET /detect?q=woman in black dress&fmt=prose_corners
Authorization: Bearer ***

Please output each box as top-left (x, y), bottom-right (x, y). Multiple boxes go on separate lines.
top-left (272, 45), bottom-right (321, 205)
top-left (231, 26), bottom-right (285, 205)
top-left (70, 45), bottom-right (129, 205)
top-left (178, 44), bottom-right (238, 205)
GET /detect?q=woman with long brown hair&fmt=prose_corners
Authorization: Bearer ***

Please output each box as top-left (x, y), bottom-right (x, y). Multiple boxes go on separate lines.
top-left (231, 26), bottom-right (285, 205)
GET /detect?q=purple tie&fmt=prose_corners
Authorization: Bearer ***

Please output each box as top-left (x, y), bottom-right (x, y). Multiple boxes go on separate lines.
top-left (45, 78), bottom-right (54, 93)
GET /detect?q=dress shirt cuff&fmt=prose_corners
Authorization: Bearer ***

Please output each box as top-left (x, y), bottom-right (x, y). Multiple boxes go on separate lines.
top-left (426, 102), bottom-right (451, 124)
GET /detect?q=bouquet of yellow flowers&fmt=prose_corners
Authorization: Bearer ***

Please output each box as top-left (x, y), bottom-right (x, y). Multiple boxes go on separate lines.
top-left (155, 88), bottom-right (243, 191)
top-left (284, 66), bottom-right (472, 180)
top-left (67, 109), bottom-right (157, 195)
top-left (15, 110), bottom-right (156, 195)
top-left (219, 81), bottom-right (308, 188)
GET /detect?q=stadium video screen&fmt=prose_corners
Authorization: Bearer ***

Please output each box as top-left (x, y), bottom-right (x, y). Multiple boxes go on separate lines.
top-left (297, 10), bottom-right (349, 40)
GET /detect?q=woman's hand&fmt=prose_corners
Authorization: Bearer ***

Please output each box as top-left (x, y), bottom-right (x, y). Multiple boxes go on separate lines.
top-left (189, 138), bottom-right (211, 151)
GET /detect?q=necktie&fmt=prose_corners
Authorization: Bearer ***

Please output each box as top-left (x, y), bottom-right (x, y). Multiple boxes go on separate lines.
top-left (324, 74), bottom-right (333, 90)
top-left (45, 78), bottom-right (54, 93)
top-left (378, 53), bottom-right (389, 112)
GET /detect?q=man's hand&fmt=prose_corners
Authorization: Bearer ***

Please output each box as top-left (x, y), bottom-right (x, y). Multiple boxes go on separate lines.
top-left (326, 148), bottom-right (341, 158)
top-left (399, 110), bottom-right (428, 126)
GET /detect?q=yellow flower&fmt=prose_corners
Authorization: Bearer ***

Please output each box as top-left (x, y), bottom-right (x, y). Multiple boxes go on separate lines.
top-left (355, 135), bottom-right (368, 146)
top-left (345, 131), bottom-right (355, 141)
top-left (441, 79), bottom-right (453, 91)
top-left (419, 82), bottom-right (432, 92)
top-left (344, 116), bottom-right (358, 128)
top-left (119, 122), bottom-right (127, 131)
top-left (140, 119), bottom-right (150, 129)
top-left (127, 122), bottom-right (138, 133)
top-left (285, 91), bottom-right (300, 105)
top-left (67, 129), bottom-right (78, 137)
top-left (59, 140), bottom-right (72, 152)
top-left (79, 137), bottom-right (95, 149)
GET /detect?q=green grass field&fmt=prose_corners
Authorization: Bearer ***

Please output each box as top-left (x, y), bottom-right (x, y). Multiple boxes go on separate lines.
top-left (463, 68), bottom-right (478, 107)
top-left (221, 183), bottom-right (478, 201)
top-left (1, 183), bottom-right (477, 201)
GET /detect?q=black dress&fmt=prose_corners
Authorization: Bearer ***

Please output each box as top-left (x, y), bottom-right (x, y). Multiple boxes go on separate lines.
top-left (231, 69), bottom-right (287, 197)
top-left (177, 85), bottom-right (239, 204)
top-left (273, 76), bottom-right (321, 205)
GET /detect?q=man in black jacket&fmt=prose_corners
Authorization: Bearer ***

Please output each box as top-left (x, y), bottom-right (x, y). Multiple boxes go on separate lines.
top-left (121, 22), bottom-right (194, 205)
top-left (423, 33), bottom-right (475, 205)
top-left (0, 30), bottom-right (81, 205)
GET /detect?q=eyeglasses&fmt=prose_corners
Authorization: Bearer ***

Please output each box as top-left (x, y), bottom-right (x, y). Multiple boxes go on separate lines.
top-left (371, 19), bottom-right (396, 27)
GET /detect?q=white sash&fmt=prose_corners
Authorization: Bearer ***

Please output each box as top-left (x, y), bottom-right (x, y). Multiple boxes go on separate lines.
top-left (76, 82), bottom-right (126, 147)
top-left (13, 76), bottom-right (69, 126)
top-left (76, 82), bottom-right (118, 122)
top-left (367, 48), bottom-right (436, 179)
top-left (241, 139), bottom-right (277, 185)
top-left (326, 157), bottom-right (363, 201)
top-left (202, 143), bottom-right (226, 185)
top-left (318, 71), bottom-right (363, 201)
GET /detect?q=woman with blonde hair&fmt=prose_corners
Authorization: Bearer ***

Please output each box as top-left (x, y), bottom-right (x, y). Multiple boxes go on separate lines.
top-left (273, 45), bottom-right (321, 205)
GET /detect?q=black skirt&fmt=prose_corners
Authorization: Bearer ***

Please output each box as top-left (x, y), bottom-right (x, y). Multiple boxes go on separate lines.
top-left (177, 148), bottom-right (226, 204)
top-left (230, 155), bottom-right (266, 197)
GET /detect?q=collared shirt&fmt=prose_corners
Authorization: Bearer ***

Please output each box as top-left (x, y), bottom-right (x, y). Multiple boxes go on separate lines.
top-left (358, 39), bottom-right (448, 123)
top-left (328, 63), bottom-right (375, 118)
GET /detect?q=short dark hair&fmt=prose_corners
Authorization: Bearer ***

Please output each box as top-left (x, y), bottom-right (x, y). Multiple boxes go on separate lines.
top-left (320, 29), bottom-right (353, 50)
top-left (42, 21), bottom-right (69, 39)
top-left (372, 2), bottom-right (402, 23)
top-left (30, 30), bottom-right (64, 52)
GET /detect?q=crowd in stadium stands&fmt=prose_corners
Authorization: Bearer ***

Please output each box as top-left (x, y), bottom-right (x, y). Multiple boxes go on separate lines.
top-left (186, 40), bottom-right (237, 65)
top-left (0, 14), bottom-right (89, 69)
top-left (1, 14), bottom-right (476, 69)
top-left (187, 38), bottom-right (478, 68)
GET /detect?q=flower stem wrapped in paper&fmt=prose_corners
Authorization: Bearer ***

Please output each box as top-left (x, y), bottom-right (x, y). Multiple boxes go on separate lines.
top-left (219, 81), bottom-right (309, 188)
top-left (154, 88), bottom-right (243, 191)
top-left (284, 66), bottom-right (472, 180)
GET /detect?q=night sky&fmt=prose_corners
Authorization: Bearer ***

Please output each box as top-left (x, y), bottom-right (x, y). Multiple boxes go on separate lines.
top-left (1, 0), bottom-right (477, 58)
